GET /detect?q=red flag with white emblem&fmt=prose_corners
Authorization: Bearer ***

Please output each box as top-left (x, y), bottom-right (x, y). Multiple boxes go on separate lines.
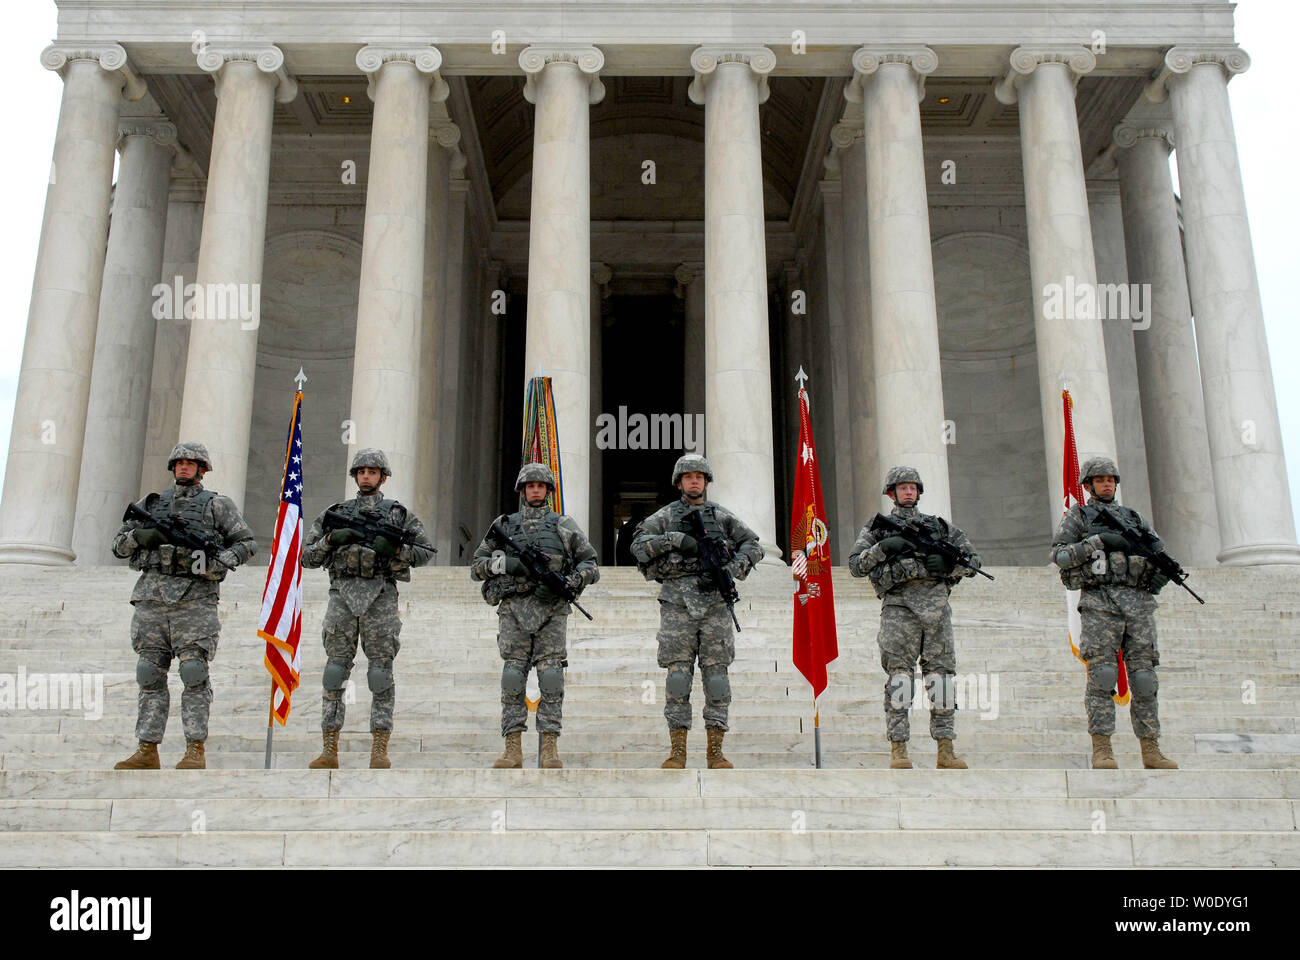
top-left (790, 372), bottom-right (838, 701)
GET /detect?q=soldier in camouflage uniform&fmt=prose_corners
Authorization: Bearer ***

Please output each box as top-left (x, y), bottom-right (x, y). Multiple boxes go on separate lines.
top-left (111, 442), bottom-right (258, 770)
top-left (470, 463), bottom-right (599, 769)
top-left (630, 454), bottom-right (764, 769)
top-left (300, 448), bottom-right (434, 769)
top-left (848, 466), bottom-right (981, 770)
top-left (1051, 456), bottom-right (1177, 770)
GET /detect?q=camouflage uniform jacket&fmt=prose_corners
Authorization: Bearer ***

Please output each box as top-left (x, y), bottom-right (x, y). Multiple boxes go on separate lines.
top-left (469, 504), bottom-right (599, 618)
top-left (630, 497), bottom-right (764, 618)
top-left (111, 481), bottom-right (258, 605)
top-left (300, 492), bottom-right (435, 616)
top-left (1051, 496), bottom-right (1165, 608)
top-left (847, 505), bottom-right (980, 615)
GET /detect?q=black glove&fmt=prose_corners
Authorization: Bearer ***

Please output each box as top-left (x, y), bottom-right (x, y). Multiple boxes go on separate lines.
top-left (565, 573), bottom-right (584, 595)
top-left (878, 536), bottom-right (910, 557)
top-left (505, 557), bottom-right (527, 576)
top-left (371, 535), bottom-right (398, 557)
top-left (923, 554), bottom-right (952, 576)
top-left (133, 527), bottom-right (166, 550)
top-left (677, 534), bottom-right (699, 555)
top-left (534, 584), bottom-right (557, 602)
top-left (1150, 572), bottom-right (1170, 592)
top-left (1098, 531), bottom-right (1128, 552)
top-left (328, 527), bottom-right (365, 546)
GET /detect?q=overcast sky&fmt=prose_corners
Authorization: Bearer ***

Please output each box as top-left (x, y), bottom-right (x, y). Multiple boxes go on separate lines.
top-left (0, 1), bottom-right (1296, 539)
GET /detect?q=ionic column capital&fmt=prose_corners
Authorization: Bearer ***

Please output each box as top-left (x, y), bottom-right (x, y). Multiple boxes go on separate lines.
top-left (848, 46), bottom-right (938, 103)
top-left (117, 118), bottom-right (178, 148)
top-left (429, 118), bottom-right (467, 175)
top-left (1146, 45), bottom-right (1251, 103)
top-left (688, 45), bottom-right (775, 106)
top-left (591, 262), bottom-right (613, 287)
top-left (822, 119), bottom-right (863, 175)
top-left (519, 45), bottom-right (605, 105)
top-left (41, 43), bottom-right (146, 101)
top-left (1113, 123), bottom-right (1175, 152)
top-left (197, 43), bottom-right (298, 103)
top-left (995, 45), bottom-right (1096, 105)
top-left (674, 261), bottom-right (703, 294)
top-left (356, 45), bottom-right (448, 103)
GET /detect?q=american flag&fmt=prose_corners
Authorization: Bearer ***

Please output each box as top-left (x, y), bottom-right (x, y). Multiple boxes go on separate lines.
top-left (259, 390), bottom-right (305, 724)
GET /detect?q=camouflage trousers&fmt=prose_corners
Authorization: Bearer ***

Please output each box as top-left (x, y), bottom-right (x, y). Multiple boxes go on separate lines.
top-left (656, 599), bottom-right (735, 731)
top-left (1079, 597), bottom-right (1161, 739)
top-left (877, 602), bottom-right (957, 742)
top-left (320, 584), bottom-right (402, 733)
top-left (129, 598), bottom-right (220, 743)
top-left (497, 606), bottom-right (568, 736)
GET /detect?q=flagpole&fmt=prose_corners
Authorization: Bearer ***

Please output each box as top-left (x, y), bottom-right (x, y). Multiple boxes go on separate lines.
top-left (264, 680), bottom-right (275, 769)
top-left (814, 705), bottom-right (822, 769)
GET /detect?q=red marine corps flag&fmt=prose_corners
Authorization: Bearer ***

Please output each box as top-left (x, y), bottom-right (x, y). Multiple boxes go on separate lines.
top-left (259, 371), bottom-right (307, 767)
top-left (790, 369), bottom-right (838, 765)
top-left (1062, 387), bottom-right (1129, 706)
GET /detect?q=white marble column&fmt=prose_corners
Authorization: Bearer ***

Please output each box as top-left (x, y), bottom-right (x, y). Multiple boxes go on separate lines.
top-left (829, 123), bottom-right (877, 530)
top-left (590, 263), bottom-right (610, 548)
top-left (690, 45), bottom-right (780, 565)
top-left (519, 45), bottom-right (603, 533)
top-left (434, 179), bottom-right (469, 562)
top-left (1154, 47), bottom-right (1300, 564)
top-left (0, 45), bottom-right (144, 564)
top-left (177, 45), bottom-right (295, 509)
top-left (817, 179), bottom-right (857, 563)
top-left (675, 262), bottom-right (706, 428)
top-left (72, 120), bottom-right (178, 564)
top-left (476, 261), bottom-right (505, 527)
top-left (414, 118), bottom-right (460, 528)
top-left (345, 46), bottom-right (445, 506)
top-left (996, 46), bottom-right (1117, 527)
top-left (1113, 124), bottom-right (1220, 564)
top-left (852, 47), bottom-right (951, 519)
top-left (1086, 179), bottom-right (1153, 519)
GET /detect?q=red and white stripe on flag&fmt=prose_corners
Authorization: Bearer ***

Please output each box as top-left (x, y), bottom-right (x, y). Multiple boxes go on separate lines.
top-left (259, 391), bottom-right (305, 725)
top-left (790, 381), bottom-right (839, 701)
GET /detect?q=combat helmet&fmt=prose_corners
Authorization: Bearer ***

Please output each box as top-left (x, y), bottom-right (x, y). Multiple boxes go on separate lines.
top-left (515, 462), bottom-right (556, 492)
top-left (882, 465), bottom-right (924, 496)
top-left (167, 441), bottom-right (212, 473)
top-left (1080, 456), bottom-right (1121, 486)
top-left (672, 453), bottom-right (713, 486)
top-left (349, 447), bottom-right (392, 478)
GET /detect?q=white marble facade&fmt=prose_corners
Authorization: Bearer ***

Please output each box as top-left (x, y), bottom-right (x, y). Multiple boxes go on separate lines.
top-left (1, 1), bottom-right (1297, 568)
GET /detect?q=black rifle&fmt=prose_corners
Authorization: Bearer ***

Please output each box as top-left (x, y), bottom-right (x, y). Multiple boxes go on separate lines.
top-left (321, 505), bottom-right (436, 555)
top-left (1088, 505), bottom-right (1205, 604)
top-left (487, 521), bottom-right (592, 620)
top-left (683, 508), bottom-right (742, 631)
top-left (122, 498), bottom-right (222, 563)
top-left (869, 513), bottom-right (994, 580)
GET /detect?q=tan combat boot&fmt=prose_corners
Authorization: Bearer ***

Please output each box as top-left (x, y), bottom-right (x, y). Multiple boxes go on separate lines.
top-left (661, 728), bottom-right (688, 769)
top-left (114, 742), bottom-right (160, 770)
top-left (1140, 737), bottom-right (1178, 769)
top-left (540, 732), bottom-right (563, 769)
top-left (494, 731), bottom-right (523, 769)
top-left (936, 738), bottom-right (967, 769)
top-left (1091, 734), bottom-right (1118, 769)
top-left (370, 730), bottom-right (392, 769)
top-left (309, 730), bottom-right (340, 769)
top-left (175, 740), bottom-right (206, 769)
top-left (889, 740), bottom-right (912, 769)
top-left (705, 728), bottom-right (734, 769)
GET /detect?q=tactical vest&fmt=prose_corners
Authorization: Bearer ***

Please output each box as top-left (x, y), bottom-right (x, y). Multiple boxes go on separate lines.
top-left (140, 488), bottom-right (222, 578)
top-left (670, 500), bottom-right (724, 539)
top-left (503, 510), bottom-right (567, 571)
top-left (640, 501), bottom-right (725, 581)
top-left (326, 496), bottom-right (410, 581)
top-left (868, 511), bottom-right (953, 595)
top-left (1058, 503), bottom-right (1158, 591)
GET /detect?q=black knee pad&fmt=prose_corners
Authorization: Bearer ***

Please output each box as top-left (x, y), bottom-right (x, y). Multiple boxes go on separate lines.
top-left (135, 658), bottom-right (168, 691)
top-left (501, 663), bottom-right (528, 697)
top-left (702, 668), bottom-right (731, 701)
top-left (1129, 668), bottom-right (1158, 698)
top-left (322, 660), bottom-right (350, 692)
top-left (1088, 659), bottom-right (1119, 694)
top-left (367, 659), bottom-right (394, 694)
